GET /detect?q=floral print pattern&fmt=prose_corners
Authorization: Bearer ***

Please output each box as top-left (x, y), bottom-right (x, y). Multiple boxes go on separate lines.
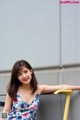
top-left (7, 92), bottom-right (39, 120)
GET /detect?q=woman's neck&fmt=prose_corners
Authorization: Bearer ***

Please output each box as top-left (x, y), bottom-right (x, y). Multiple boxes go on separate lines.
top-left (19, 84), bottom-right (32, 91)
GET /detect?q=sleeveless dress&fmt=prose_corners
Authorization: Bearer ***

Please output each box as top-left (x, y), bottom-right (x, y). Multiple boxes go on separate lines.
top-left (7, 91), bottom-right (39, 120)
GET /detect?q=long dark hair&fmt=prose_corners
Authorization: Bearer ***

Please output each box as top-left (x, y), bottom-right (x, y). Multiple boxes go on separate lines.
top-left (7, 60), bottom-right (38, 99)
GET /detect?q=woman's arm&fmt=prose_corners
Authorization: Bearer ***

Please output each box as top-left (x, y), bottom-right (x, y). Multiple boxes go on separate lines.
top-left (37, 84), bottom-right (80, 94)
top-left (0, 93), bottom-right (12, 119)
top-left (2, 93), bottom-right (12, 113)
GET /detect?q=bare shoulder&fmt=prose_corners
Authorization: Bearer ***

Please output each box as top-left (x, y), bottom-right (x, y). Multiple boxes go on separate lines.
top-left (37, 85), bottom-right (47, 95)
top-left (2, 93), bottom-right (13, 112)
top-left (4, 93), bottom-right (13, 106)
top-left (6, 93), bottom-right (12, 100)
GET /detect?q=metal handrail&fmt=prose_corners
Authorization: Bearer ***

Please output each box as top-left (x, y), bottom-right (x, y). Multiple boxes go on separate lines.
top-left (0, 94), bottom-right (6, 107)
top-left (0, 101), bottom-right (5, 107)
top-left (54, 90), bottom-right (72, 120)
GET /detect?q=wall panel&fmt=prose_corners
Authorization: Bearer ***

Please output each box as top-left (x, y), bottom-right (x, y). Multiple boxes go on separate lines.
top-left (61, 4), bottom-right (80, 65)
top-left (0, 0), bottom-right (60, 70)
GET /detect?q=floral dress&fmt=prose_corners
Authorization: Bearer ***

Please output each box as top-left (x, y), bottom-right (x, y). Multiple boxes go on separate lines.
top-left (7, 91), bottom-right (39, 120)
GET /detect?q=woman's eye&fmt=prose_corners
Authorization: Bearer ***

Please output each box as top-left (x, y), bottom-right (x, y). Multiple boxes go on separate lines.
top-left (24, 70), bottom-right (28, 73)
top-left (17, 73), bottom-right (21, 76)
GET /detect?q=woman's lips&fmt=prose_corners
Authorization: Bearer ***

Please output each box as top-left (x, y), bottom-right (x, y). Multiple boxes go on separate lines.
top-left (22, 77), bottom-right (29, 81)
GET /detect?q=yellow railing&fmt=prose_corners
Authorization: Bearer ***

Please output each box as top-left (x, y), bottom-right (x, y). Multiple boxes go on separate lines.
top-left (54, 90), bottom-right (73, 120)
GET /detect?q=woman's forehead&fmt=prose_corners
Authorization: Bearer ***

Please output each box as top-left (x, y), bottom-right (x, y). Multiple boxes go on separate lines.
top-left (18, 66), bottom-right (28, 72)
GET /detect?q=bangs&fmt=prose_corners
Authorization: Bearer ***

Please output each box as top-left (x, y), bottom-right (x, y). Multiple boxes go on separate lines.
top-left (17, 64), bottom-right (26, 74)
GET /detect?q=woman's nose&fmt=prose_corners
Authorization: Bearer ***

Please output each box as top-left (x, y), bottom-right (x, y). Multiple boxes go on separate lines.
top-left (22, 73), bottom-right (26, 77)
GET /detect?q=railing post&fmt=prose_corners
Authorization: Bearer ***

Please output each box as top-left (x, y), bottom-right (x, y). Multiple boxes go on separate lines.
top-left (54, 90), bottom-right (72, 120)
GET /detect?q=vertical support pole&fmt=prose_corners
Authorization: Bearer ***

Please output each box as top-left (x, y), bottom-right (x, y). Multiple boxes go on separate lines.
top-left (54, 90), bottom-right (72, 120)
top-left (63, 92), bottom-right (72, 120)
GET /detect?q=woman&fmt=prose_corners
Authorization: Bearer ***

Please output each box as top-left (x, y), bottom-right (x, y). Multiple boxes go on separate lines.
top-left (1, 60), bottom-right (80, 120)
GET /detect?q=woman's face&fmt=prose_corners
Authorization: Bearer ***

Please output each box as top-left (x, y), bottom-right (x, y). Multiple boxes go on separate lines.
top-left (17, 66), bottom-right (32, 85)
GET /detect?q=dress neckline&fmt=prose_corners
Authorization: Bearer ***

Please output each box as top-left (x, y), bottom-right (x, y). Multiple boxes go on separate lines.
top-left (16, 91), bottom-right (39, 106)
